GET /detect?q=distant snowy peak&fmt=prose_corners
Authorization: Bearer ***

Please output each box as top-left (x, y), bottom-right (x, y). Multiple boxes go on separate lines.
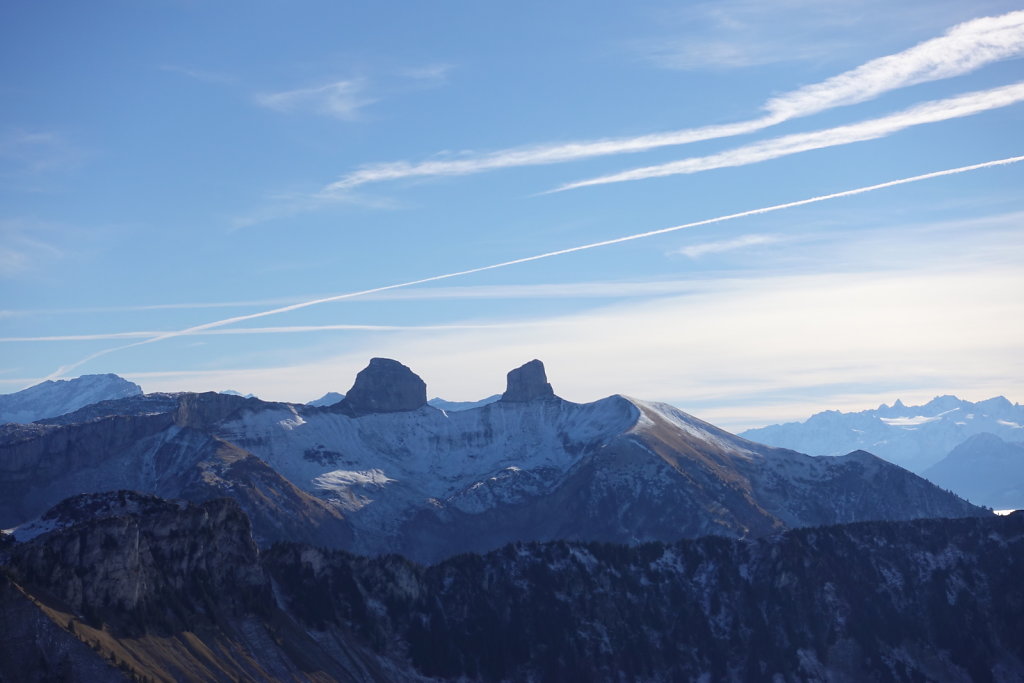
top-left (0, 373), bottom-right (143, 424)
top-left (220, 390), bottom-right (257, 399)
top-left (740, 395), bottom-right (1024, 472)
top-left (307, 391), bottom-right (344, 407)
top-left (428, 395), bottom-right (501, 411)
top-left (873, 395), bottom-right (1016, 419)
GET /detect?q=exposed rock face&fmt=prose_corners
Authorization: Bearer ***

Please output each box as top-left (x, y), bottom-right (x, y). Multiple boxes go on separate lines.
top-left (2, 493), bottom-right (398, 682)
top-left (8, 495), bottom-right (267, 626)
top-left (341, 358), bottom-right (427, 414)
top-left (501, 359), bottom-right (555, 402)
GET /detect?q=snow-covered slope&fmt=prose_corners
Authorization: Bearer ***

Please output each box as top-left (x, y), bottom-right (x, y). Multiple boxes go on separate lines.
top-left (0, 374), bottom-right (143, 424)
top-left (0, 409), bottom-right (351, 548)
top-left (740, 395), bottom-right (1024, 472)
top-left (220, 393), bottom-right (638, 557)
top-left (212, 363), bottom-right (982, 561)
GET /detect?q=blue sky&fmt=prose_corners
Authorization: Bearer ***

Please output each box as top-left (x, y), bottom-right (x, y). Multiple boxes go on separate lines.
top-left (1, 0), bottom-right (1023, 429)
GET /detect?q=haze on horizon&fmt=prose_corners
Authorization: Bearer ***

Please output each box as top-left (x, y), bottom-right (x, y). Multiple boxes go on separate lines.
top-left (1, 1), bottom-right (1022, 430)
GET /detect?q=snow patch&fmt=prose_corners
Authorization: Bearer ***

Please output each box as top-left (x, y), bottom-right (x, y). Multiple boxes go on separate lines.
top-left (278, 406), bottom-right (306, 430)
top-left (315, 469), bottom-right (395, 488)
top-left (880, 415), bottom-right (941, 427)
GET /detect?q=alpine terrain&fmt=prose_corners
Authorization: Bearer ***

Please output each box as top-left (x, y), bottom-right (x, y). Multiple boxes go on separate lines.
top-left (0, 359), bottom-right (986, 563)
top-left (740, 395), bottom-right (1024, 473)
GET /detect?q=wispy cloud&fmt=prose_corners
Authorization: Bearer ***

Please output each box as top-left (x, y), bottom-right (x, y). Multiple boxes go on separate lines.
top-left (316, 11), bottom-right (1024, 193)
top-left (399, 63), bottom-right (454, 86)
top-left (317, 120), bottom-right (768, 195)
top-left (255, 79), bottom-right (375, 119)
top-left (0, 219), bottom-right (65, 277)
top-left (553, 82), bottom-right (1024, 191)
top-left (676, 234), bottom-right (784, 258)
top-left (640, 0), bottom-right (862, 70)
top-left (159, 64), bottom-right (234, 84)
top-left (38, 155), bottom-right (1024, 380)
top-left (644, 37), bottom-right (835, 71)
top-left (762, 10), bottom-right (1024, 120)
top-left (0, 129), bottom-right (84, 179)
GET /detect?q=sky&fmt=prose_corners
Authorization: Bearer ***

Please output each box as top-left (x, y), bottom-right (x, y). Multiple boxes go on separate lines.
top-left (1, 0), bottom-right (1023, 430)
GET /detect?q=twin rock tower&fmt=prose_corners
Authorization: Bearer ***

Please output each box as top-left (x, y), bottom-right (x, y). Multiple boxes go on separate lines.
top-left (339, 358), bottom-right (556, 415)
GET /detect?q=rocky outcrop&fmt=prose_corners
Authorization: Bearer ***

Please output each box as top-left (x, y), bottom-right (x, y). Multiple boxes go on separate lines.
top-left (8, 494), bottom-right (267, 628)
top-left (2, 493), bottom-right (397, 682)
top-left (501, 359), bottom-right (555, 402)
top-left (340, 358), bottom-right (427, 414)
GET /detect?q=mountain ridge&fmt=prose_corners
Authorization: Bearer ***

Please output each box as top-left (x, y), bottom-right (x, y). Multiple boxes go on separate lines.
top-left (740, 394), bottom-right (1024, 472)
top-left (2, 492), bottom-right (1020, 682)
top-left (1, 359), bottom-right (986, 563)
top-left (923, 432), bottom-right (1024, 509)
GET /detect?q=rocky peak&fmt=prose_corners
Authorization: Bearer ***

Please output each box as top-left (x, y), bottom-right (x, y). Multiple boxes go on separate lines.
top-left (173, 391), bottom-right (253, 430)
top-left (501, 359), bottom-right (556, 402)
top-left (342, 358), bottom-right (427, 414)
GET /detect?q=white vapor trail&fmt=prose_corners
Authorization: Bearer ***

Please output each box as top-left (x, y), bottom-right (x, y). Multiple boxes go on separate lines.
top-left (3, 322), bottom-right (536, 343)
top-left (554, 81), bottom-right (1024, 191)
top-left (45, 154), bottom-right (1024, 380)
top-left (319, 11), bottom-right (1024, 193)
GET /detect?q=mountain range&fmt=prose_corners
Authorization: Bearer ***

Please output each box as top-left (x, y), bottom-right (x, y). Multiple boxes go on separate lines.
top-left (740, 395), bottom-right (1024, 473)
top-left (1, 358), bottom-right (985, 564)
top-left (1, 492), bottom-right (1020, 681)
top-left (1, 359), bottom-right (1018, 680)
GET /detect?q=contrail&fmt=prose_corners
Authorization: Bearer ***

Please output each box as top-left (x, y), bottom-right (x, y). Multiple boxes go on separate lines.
top-left (45, 154), bottom-right (1024, 380)
top-left (554, 82), bottom-right (1024, 192)
top-left (317, 11), bottom-right (1024, 194)
top-left (3, 322), bottom-right (539, 343)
